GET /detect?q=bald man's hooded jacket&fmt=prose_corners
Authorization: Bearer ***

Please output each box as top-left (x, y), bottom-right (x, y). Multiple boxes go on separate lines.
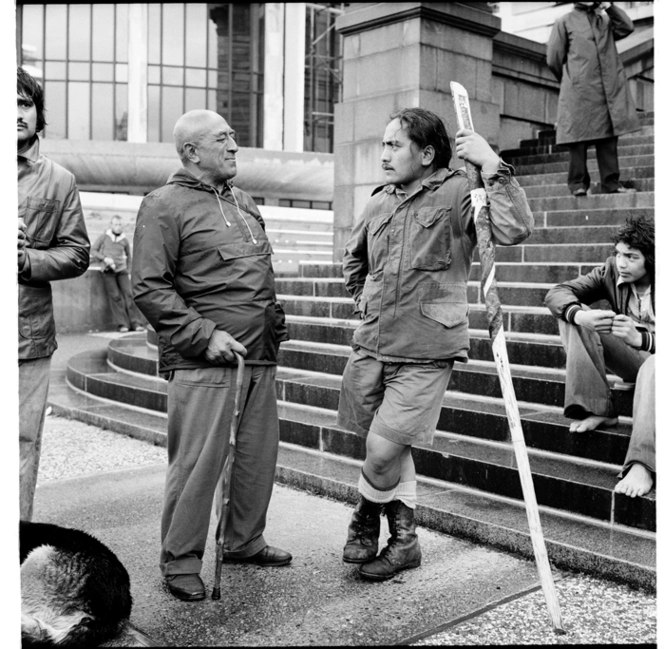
top-left (131, 169), bottom-right (289, 376)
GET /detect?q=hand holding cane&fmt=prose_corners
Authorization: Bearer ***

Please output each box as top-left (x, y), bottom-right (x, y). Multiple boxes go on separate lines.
top-left (211, 351), bottom-right (245, 600)
top-left (450, 81), bottom-right (565, 634)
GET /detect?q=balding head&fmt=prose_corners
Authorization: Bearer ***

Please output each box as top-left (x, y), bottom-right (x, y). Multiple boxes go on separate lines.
top-left (173, 109), bottom-right (222, 163)
top-left (172, 109), bottom-right (238, 189)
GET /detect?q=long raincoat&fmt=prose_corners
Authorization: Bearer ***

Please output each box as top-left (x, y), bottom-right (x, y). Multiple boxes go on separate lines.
top-left (546, 3), bottom-right (640, 145)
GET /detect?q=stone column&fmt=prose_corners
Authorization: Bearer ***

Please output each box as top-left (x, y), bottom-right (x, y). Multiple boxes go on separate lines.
top-left (333, 2), bottom-right (501, 261)
top-left (127, 3), bottom-right (148, 143)
top-left (263, 3), bottom-right (286, 151)
top-left (283, 3), bottom-right (306, 152)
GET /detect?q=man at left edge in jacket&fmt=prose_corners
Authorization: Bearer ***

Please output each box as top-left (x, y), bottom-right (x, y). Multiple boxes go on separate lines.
top-left (17, 66), bottom-right (90, 521)
top-left (131, 109), bottom-right (292, 602)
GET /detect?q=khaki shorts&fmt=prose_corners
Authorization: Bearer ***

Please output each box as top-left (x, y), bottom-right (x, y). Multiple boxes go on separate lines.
top-left (337, 347), bottom-right (454, 446)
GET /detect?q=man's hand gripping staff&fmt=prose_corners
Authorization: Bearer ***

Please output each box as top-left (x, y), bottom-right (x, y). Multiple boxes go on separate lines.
top-left (450, 82), bottom-right (565, 634)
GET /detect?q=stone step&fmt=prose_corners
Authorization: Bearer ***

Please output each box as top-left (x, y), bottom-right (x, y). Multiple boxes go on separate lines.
top-left (275, 367), bottom-right (640, 475)
top-left (522, 177), bottom-right (654, 199)
top-left (516, 164), bottom-right (654, 188)
top-left (503, 133), bottom-right (654, 158)
top-left (503, 143), bottom-right (653, 168)
top-left (97, 338), bottom-right (637, 453)
top-left (526, 225), bottom-right (620, 246)
top-left (276, 338), bottom-right (634, 415)
top-left (520, 190), bottom-right (653, 214)
top-left (509, 154), bottom-right (654, 177)
top-left (267, 229), bottom-right (333, 244)
top-left (60, 349), bottom-right (652, 533)
top-left (46, 380), bottom-right (655, 590)
top-left (533, 207), bottom-right (654, 228)
top-left (496, 241), bottom-right (615, 264)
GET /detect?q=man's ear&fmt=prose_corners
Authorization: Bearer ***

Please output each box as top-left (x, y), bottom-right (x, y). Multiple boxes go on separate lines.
top-left (421, 145), bottom-right (435, 168)
top-left (183, 142), bottom-right (199, 163)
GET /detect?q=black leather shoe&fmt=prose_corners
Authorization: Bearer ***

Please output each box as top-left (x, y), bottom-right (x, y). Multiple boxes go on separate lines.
top-left (225, 545), bottom-right (292, 567)
top-left (165, 574), bottom-right (206, 601)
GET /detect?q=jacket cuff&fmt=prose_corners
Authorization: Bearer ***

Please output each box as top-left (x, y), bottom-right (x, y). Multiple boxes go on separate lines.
top-left (563, 304), bottom-right (583, 324)
top-left (640, 331), bottom-right (655, 353)
top-left (481, 159), bottom-right (515, 187)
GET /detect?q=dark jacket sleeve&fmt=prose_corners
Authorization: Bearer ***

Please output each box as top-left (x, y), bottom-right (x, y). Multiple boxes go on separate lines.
top-left (131, 193), bottom-right (216, 358)
top-left (544, 261), bottom-right (610, 319)
top-left (20, 178), bottom-right (90, 282)
top-left (606, 4), bottom-right (634, 41)
top-left (546, 16), bottom-right (568, 83)
top-left (342, 208), bottom-right (370, 310)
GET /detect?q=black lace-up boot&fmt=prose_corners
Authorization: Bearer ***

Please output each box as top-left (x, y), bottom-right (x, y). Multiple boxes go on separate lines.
top-left (342, 496), bottom-right (383, 564)
top-left (358, 499), bottom-right (421, 580)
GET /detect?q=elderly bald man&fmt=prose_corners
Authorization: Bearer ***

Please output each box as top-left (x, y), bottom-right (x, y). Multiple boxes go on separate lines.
top-left (132, 109), bottom-right (291, 602)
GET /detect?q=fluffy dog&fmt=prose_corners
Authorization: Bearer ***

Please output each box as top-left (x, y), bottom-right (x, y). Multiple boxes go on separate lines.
top-left (20, 521), bottom-right (132, 648)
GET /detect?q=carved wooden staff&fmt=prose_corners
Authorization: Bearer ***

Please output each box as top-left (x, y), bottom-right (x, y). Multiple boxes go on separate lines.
top-left (450, 81), bottom-right (565, 634)
top-left (211, 351), bottom-right (245, 600)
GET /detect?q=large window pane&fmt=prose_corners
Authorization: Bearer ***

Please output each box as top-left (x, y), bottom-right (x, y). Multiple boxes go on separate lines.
top-left (185, 88), bottom-right (206, 113)
top-left (115, 4), bottom-right (128, 63)
top-left (162, 66), bottom-right (184, 87)
top-left (45, 5), bottom-right (67, 60)
top-left (92, 63), bottom-right (114, 82)
top-left (207, 7), bottom-right (219, 70)
top-left (185, 68), bottom-right (207, 88)
top-left (161, 86), bottom-right (184, 142)
top-left (68, 4), bottom-right (91, 61)
top-left (162, 4), bottom-right (184, 66)
top-left (185, 4), bottom-right (207, 68)
top-left (148, 85), bottom-right (161, 142)
top-left (68, 82), bottom-right (90, 140)
top-left (68, 62), bottom-right (90, 82)
top-left (148, 4), bottom-right (161, 65)
top-left (115, 83), bottom-right (128, 141)
top-left (45, 61), bottom-right (66, 80)
top-left (92, 83), bottom-right (114, 140)
top-left (92, 4), bottom-right (114, 62)
top-left (21, 5), bottom-right (44, 71)
top-left (43, 81), bottom-right (67, 139)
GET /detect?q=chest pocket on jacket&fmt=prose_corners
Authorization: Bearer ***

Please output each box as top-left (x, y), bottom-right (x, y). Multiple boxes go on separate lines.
top-left (409, 206), bottom-right (452, 271)
top-left (367, 212), bottom-right (393, 272)
top-left (24, 197), bottom-right (60, 248)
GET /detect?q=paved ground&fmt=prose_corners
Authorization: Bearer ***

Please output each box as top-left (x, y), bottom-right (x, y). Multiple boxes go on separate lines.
top-left (24, 414), bottom-right (657, 646)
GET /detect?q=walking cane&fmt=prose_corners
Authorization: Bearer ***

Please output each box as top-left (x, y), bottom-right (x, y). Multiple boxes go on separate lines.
top-left (211, 351), bottom-right (245, 600)
top-left (450, 81), bottom-right (565, 634)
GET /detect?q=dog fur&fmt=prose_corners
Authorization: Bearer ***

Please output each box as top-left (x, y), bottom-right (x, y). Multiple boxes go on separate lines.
top-left (20, 521), bottom-right (132, 648)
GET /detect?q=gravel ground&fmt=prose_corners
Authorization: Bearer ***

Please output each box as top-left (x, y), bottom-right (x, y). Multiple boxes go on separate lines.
top-left (37, 414), bottom-right (657, 646)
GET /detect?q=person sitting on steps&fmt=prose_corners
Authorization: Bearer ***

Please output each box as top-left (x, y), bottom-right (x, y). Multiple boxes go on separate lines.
top-left (545, 214), bottom-right (655, 498)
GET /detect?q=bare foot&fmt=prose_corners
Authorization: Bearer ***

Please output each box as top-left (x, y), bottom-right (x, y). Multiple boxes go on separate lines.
top-left (615, 463), bottom-right (654, 498)
top-left (569, 416), bottom-right (618, 433)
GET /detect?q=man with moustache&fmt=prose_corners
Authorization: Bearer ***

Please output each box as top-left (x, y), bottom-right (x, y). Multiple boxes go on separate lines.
top-left (337, 107), bottom-right (533, 581)
top-left (131, 109), bottom-right (291, 601)
top-left (17, 66), bottom-right (90, 521)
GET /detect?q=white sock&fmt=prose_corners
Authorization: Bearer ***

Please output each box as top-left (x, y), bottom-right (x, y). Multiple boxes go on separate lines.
top-left (394, 480), bottom-right (417, 509)
top-left (358, 470), bottom-right (399, 504)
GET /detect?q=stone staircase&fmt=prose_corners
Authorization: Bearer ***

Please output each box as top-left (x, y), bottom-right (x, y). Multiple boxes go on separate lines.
top-left (49, 112), bottom-right (655, 592)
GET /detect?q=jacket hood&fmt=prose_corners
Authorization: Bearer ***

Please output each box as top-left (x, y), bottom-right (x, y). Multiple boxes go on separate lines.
top-left (167, 168), bottom-right (235, 192)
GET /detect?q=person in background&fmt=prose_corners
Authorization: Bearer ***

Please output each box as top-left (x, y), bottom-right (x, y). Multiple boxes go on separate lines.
top-left (17, 66), bottom-right (90, 520)
top-left (545, 215), bottom-right (654, 498)
top-left (546, 2), bottom-right (640, 196)
top-left (132, 109), bottom-right (291, 602)
top-left (91, 215), bottom-right (145, 333)
top-left (337, 107), bottom-right (533, 581)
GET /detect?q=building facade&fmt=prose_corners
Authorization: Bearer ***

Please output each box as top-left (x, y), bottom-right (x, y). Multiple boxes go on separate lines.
top-left (17, 2), bottom-right (344, 153)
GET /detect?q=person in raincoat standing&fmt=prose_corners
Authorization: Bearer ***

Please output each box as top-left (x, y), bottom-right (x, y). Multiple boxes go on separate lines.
top-left (546, 2), bottom-right (640, 197)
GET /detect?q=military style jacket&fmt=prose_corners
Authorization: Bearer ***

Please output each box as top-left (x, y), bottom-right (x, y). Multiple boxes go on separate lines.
top-left (343, 164), bottom-right (533, 362)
